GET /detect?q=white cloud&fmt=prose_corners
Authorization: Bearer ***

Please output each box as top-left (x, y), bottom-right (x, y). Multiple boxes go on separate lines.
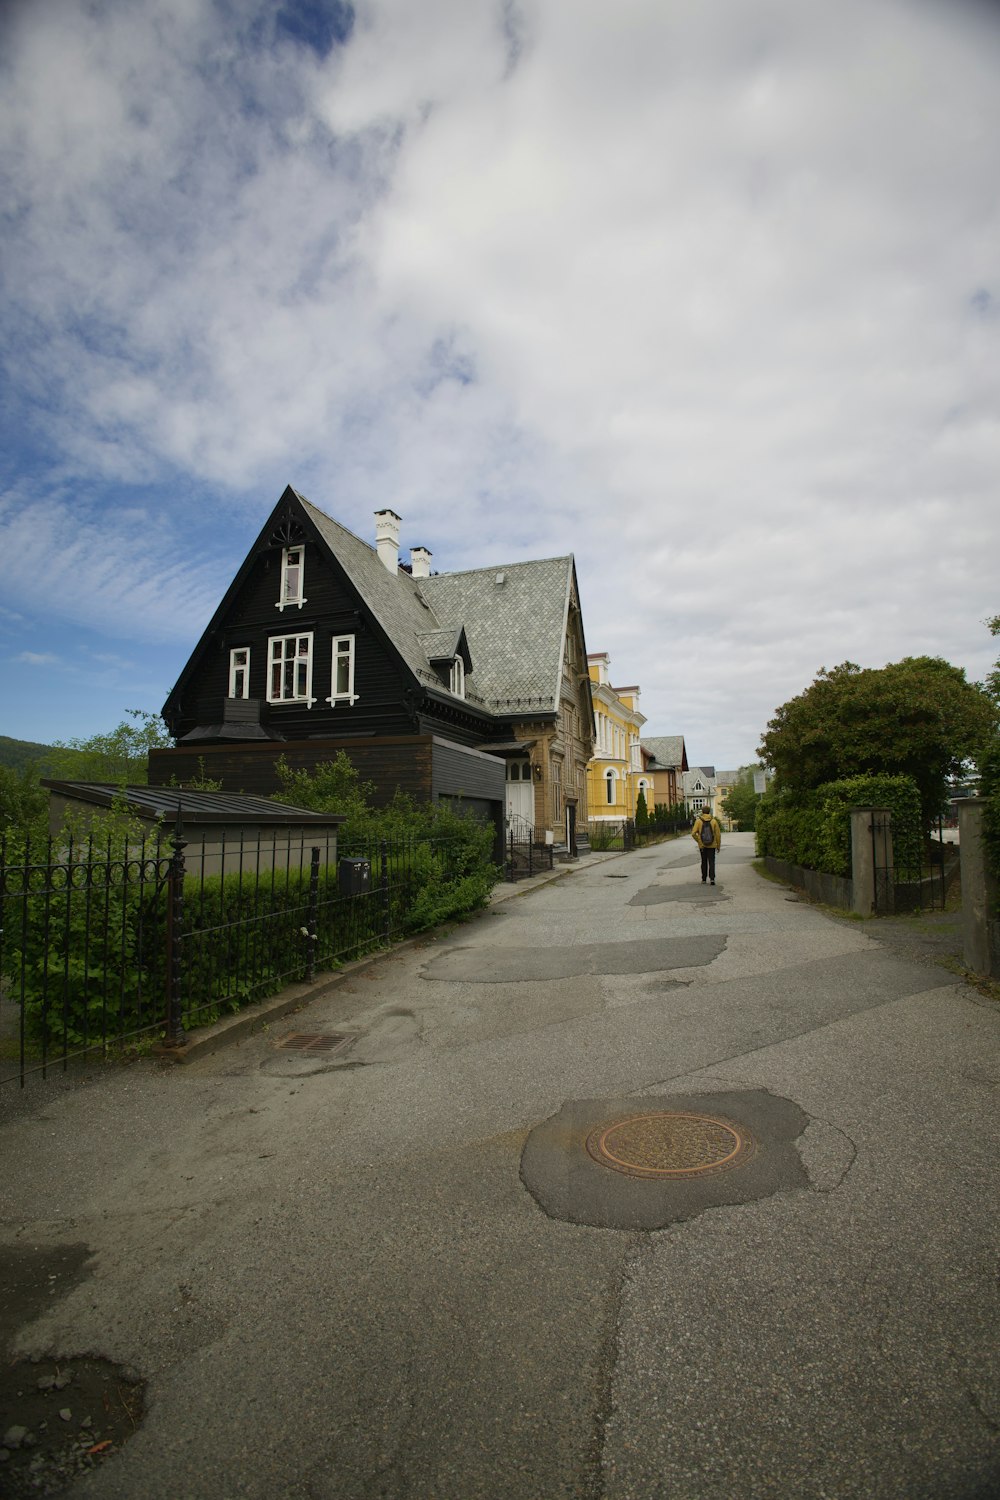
top-left (1, 0), bottom-right (999, 764)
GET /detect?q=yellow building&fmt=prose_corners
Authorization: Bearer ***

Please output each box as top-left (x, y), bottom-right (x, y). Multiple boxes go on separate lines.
top-left (585, 653), bottom-right (648, 823)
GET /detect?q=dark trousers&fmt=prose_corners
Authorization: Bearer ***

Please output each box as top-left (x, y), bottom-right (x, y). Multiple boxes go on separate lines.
top-left (700, 847), bottom-right (716, 881)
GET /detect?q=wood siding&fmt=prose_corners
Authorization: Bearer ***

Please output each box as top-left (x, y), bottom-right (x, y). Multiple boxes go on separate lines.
top-left (170, 536), bottom-right (416, 742)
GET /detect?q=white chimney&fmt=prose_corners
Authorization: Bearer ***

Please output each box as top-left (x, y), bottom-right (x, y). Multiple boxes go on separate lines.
top-left (410, 546), bottom-right (432, 579)
top-left (374, 509), bottom-right (401, 573)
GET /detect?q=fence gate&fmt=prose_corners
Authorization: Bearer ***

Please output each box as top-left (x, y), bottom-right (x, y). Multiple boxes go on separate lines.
top-left (871, 813), bottom-right (949, 916)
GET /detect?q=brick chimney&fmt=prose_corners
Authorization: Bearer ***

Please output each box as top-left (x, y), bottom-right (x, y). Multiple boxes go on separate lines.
top-left (374, 509), bottom-right (401, 573)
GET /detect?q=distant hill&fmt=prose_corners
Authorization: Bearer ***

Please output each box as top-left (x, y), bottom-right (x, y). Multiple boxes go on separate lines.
top-left (0, 735), bottom-right (57, 773)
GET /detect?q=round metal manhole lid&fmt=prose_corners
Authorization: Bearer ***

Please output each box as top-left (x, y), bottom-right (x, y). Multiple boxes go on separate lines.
top-left (585, 1111), bottom-right (756, 1180)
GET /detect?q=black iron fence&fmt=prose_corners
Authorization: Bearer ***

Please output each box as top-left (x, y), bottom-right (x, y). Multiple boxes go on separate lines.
top-left (503, 815), bottom-right (555, 882)
top-left (586, 815), bottom-right (691, 852)
top-left (871, 815), bottom-right (956, 915)
top-left (0, 823), bottom-right (482, 1087)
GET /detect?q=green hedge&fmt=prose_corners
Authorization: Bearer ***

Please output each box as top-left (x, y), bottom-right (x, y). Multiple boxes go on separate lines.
top-left (755, 774), bottom-right (923, 878)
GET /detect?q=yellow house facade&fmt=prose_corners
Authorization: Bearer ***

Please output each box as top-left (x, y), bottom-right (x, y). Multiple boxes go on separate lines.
top-left (585, 653), bottom-right (648, 823)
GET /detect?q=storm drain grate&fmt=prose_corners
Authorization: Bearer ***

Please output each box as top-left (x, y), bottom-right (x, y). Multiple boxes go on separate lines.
top-left (276, 1032), bottom-right (351, 1054)
top-left (585, 1111), bottom-right (756, 1180)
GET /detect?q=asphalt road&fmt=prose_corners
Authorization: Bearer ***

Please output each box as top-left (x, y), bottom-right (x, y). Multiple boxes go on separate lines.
top-left (2, 833), bottom-right (999, 1499)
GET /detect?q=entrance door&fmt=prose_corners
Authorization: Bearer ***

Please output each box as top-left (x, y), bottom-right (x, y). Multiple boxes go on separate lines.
top-left (566, 802), bottom-right (577, 857)
top-left (504, 760), bottom-right (534, 829)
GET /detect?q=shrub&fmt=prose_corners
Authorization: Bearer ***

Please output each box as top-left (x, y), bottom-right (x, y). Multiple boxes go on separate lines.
top-left (756, 774), bottom-right (923, 878)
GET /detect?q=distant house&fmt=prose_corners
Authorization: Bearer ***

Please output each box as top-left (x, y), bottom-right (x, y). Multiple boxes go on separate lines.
top-left (640, 735), bottom-right (689, 811)
top-left (151, 486), bottom-right (596, 851)
top-left (682, 766), bottom-right (715, 814)
top-left (585, 654), bottom-right (647, 822)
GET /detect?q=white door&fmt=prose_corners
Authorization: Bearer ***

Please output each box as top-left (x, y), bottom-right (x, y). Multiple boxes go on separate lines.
top-left (504, 761), bottom-right (534, 826)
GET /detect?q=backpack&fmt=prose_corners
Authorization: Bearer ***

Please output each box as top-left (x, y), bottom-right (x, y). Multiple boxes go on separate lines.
top-left (700, 817), bottom-right (715, 846)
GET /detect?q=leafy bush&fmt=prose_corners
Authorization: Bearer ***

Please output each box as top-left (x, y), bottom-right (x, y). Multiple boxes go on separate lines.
top-left (756, 774), bottom-right (923, 878)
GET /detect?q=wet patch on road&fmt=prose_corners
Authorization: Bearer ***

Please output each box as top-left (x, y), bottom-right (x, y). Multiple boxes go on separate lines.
top-left (520, 1090), bottom-right (810, 1230)
top-left (629, 884), bottom-right (728, 906)
top-left (422, 935), bottom-right (726, 984)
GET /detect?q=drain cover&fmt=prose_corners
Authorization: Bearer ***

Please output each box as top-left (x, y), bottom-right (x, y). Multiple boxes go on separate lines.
top-left (585, 1111), bottom-right (756, 1179)
top-left (276, 1032), bottom-right (351, 1054)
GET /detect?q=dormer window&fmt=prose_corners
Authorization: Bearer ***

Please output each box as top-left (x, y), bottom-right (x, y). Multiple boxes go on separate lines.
top-left (277, 545), bottom-right (305, 610)
top-left (450, 656), bottom-right (465, 698)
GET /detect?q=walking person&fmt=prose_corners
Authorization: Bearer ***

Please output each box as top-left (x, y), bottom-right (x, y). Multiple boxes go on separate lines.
top-left (692, 803), bottom-right (721, 884)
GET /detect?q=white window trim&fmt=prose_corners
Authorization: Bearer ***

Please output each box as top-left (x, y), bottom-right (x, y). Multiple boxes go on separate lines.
top-left (605, 768), bottom-right (617, 806)
top-left (229, 646), bottom-right (250, 699)
top-left (327, 634), bottom-right (359, 706)
top-left (449, 656), bottom-right (465, 698)
top-left (267, 632), bottom-right (315, 706)
top-left (276, 544), bottom-right (307, 612)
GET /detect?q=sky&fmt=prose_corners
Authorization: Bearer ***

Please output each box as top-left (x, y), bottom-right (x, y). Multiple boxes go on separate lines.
top-left (2, 0), bottom-right (999, 772)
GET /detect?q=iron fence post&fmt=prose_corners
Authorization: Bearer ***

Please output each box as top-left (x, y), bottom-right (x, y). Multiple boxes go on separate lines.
top-left (508, 829), bottom-right (516, 882)
top-left (305, 846), bottom-right (320, 982)
top-left (163, 806), bottom-right (187, 1048)
top-left (380, 838), bottom-right (390, 942)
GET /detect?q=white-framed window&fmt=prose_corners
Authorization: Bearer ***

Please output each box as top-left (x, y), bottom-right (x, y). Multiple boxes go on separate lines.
top-left (277, 545), bottom-right (306, 610)
top-left (507, 760), bottom-right (531, 782)
top-left (638, 777), bottom-right (650, 799)
top-left (605, 768), bottom-right (617, 806)
top-left (328, 634), bottom-right (358, 705)
top-left (268, 633), bottom-right (314, 704)
top-left (229, 647), bottom-right (250, 699)
top-left (450, 656), bottom-right (465, 698)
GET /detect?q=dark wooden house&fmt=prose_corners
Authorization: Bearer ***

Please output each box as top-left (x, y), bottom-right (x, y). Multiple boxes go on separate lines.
top-left (151, 487), bottom-right (596, 849)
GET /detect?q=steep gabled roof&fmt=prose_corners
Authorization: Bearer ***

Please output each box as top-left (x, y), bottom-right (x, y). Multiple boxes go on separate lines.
top-left (641, 735), bottom-right (689, 772)
top-left (163, 486), bottom-right (583, 728)
top-left (418, 556), bottom-right (577, 714)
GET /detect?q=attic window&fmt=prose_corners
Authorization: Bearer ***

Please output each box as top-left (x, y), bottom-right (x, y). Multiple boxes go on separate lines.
top-left (450, 657), bottom-right (465, 698)
top-left (277, 545), bottom-right (306, 611)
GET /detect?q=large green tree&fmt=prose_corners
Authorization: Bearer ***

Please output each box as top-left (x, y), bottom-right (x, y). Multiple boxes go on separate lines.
top-left (759, 657), bottom-right (996, 823)
top-left (47, 710), bottom-right (172, 786)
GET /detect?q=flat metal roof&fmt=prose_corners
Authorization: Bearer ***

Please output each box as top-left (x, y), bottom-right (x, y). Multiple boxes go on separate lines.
top-left (42, 782), bottom-right (345, 826)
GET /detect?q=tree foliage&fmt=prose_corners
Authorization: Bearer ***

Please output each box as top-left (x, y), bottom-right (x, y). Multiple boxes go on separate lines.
top-left (759, 657), bottom-right (996, 823)
top-left (721, 768), bottom-right (761, 831)
top-left (47, 710), bottom-right (172, 786)
top-left (0, 762), bottom-right (49, 838)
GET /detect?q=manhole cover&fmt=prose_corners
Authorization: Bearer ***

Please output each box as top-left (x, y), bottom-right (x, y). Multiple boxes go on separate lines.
top-left (276, 1032), bottom-right (351, 1054)
top-left (585, 1111), bottom-right (756, 1179)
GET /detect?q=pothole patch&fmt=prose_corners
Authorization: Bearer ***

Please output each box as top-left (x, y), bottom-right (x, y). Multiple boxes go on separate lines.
top-left (0, 1355), bottom-right (145, 1498)
top-left (521, 1089), bottom-right (810, 1230)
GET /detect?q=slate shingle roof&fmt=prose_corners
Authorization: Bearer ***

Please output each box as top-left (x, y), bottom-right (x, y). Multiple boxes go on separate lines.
top-left (641, 735), bottom-right (687, 770)
top-left (299, 492), bottom-right (575, 716)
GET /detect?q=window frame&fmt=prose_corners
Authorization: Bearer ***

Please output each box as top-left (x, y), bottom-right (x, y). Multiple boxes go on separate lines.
top-left (276, 544), bottom-right (306, 612)
top-left (605, 768), bottom-right (617, 806)
top-left (229, 646), bottom-right (250, 700)
top-left (267, 632), bottom-right (314, 706)
top-left (328, 634), bottom-right (359, 707)
top-left (449, 656), bottom-right (465, 698)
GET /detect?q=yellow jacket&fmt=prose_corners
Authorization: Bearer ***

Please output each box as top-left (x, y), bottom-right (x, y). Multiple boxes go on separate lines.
top-left (692, 813), bottom-right (721, 850)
